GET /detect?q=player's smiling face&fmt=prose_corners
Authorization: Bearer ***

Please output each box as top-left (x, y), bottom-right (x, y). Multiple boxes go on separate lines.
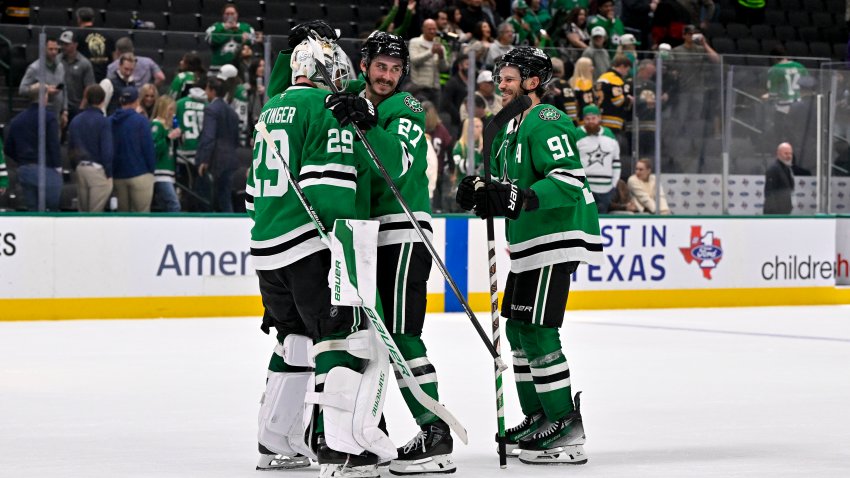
top-left (364, 55), bottom-right (403, 98)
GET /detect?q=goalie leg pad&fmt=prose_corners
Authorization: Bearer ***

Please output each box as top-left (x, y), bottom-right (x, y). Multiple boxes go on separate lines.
top-left (258, 371), bottom-right (317, 460)
top-left (306, 330), bottom-right (397, 463)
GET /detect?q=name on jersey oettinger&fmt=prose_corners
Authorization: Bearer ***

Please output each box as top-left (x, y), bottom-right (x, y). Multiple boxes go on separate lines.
top-left (259, 106), bottom-right (297, 125)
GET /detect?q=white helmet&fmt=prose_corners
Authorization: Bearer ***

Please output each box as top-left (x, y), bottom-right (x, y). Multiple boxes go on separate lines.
top-left (290, 38), bottom-right (355, 91)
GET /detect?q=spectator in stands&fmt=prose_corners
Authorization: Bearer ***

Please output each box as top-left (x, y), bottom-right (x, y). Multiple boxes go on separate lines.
top-left (621, 0), bottom-right (653, 48)
top-left (484, 22), bottom-right (515, 66)
top-left (633, 59), bottom-right (667, 158)
top-left (3, 89), bottom-right (63, 211)
top-left (205, 3), bottom-right (259, 69)
top-left (217, 64), bottom-right (250, 146)
top-left (670, 24), bottom-right (718, 141)
top-left (57, 30), bottom-right (95, 122)
top-left (175, 81), bottom-right (208, 180)
top-left (676, 0), bottom-right (715, 30)
top-left (169, 52), bottom-right (206, 99)
top-left (136, 84), bottom-right (158, 119)
top-left (567, 56), bottom-right (596, 125)
top-left (541, 57), bottom-right (570, 116)
top-left (106, 37), bottom-right (165, 87)
top-left (650, 0), bottom-right (690, 48)
top-left (68, 84), bottom-right (113, 213)
top-left (734, 0), bottom-right (765, 27)
top-left (564, 7), bottom-right (590, 51)
top-left (0, 138), bottom-right (7, 197)
top-left (616, 34), bottom-right (640, 75)
top-left (423, 101), bottom-right (454, 212)
top-left (609, 178), bottom-right (639, 213)
top-left (763, 46), bottom-right (810, 148)
top-left (588, 0), bottom-right (625, 49)
top-left (196, 77), bottom-right (240, 213)
top-left (460, 69), bottom-right (503, 121)
top-left (463, 21), bottom-right (495, 64)
top-left (150, 96), bottom-right (182, 213)
top-left (628, 158), bottom-right (671, 214)
top-left (18, 37), bottom-right (67, 122)
top-left (111, 87), bottom-right (155, 213)
top-left (459, 0), bottom-right (496, 35)
top-left (377, 0), bottom-right (416, 37)
top-left (447, 6), bottom-right (468, 39)
top-left (582, 27), bottom-right (610, 80)
top-left (439, 56), bottom-right (470, 134)
top-left (408, 18), bottom-right (450, 105)
top-left (105, 53), bottom-right (137, 115)
top-left (452, 117), bottom-right (483, 201)
top-left (763, 142), bottom-right (795, 215)
top-left (436, 8), bottom-right (463, 39)
top-left (508, 0), bottom-right (538, 46)
top-left (524, 0), bottom-right (551, 40)
top-left (247, 57), bottom-right (266, 137)
top-left (577, 104), bottom-right (621, 213)
top-left (596, 55), bottom-right (633, 139)
top-left (75, 7), bottom-right (114, 82)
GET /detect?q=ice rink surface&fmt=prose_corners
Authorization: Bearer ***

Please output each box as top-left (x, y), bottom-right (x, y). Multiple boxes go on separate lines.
top-left (2, 305), bottom-right (850, 478)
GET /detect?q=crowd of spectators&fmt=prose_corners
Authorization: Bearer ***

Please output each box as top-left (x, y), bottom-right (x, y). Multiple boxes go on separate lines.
top-left (1, 0), bottom-right (814, 215)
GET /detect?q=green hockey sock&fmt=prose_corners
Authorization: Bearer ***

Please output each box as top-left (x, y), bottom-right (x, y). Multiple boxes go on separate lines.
top-left (519, 324), bottom-right (574, 420)
top-left (393, 332), bottom-right (440, 425)
top-left (506, 319), bottom-right (543, 416)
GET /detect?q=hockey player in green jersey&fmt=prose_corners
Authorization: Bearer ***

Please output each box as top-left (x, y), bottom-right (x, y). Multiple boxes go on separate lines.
top-left (457, 46), bottom-right (603, 465)
top-left (250, 26), bottom-right (393, 477)
top-left (324, 31), bottom-right (455, 475)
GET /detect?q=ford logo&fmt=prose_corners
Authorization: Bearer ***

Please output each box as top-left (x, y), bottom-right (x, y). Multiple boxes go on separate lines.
top-left (692, 244), bottom-right (722, 261)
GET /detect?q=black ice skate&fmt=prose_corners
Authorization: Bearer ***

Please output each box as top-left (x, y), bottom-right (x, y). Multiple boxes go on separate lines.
top-left (517, 392), bottom-right (587, 465)
top-left (389, 421), bottom-right (455, 475)
top-left (256, 443), bottom-right (312, 470)
top-left (317, 434), bottom-right (380, 478)
top-left (497, 410), bottom-right (549, 457)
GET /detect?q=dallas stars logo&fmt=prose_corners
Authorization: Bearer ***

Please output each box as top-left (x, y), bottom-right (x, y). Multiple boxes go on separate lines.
top-left (404, 96), bottom-right (423, 113)
top-left (538, 107), bottom-right (560, 121)
top-left (586, 144), bottom-right (608, 168)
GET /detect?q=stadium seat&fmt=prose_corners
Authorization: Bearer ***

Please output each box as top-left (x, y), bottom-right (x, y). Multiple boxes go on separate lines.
top-left (764, 9), bottom-right (786, 26)
top-left (809, 41), bottom-right (832, 58)
top-left (833, 42), bottom-right (847, 60)
top-left (132, 30), bottom-right (167, 49)
top-left (167, 13), bottom-right (202, 32)
top-left (204, 0), bottom-right (232, 12)
top-left (801, 0), bottom-right (825, 11)
top-left (237, 1), bottom-right (265, 18)
top-left (725, 23), bottom-right (750, 40)
top-left (784, 40), bottom-right (810, 58)
top-left (778, 0), bottom-right (802, 9)
top-left (34, 7), bottom-right (73, 26)
top-left (810, 12), bottom-right (836, 29)
top-left (711, 37), bottom-right (736, 54)
top-left (264, 19), bottom-right (293, 37)
top-left (167, 32), bottom-right (201, 50)
top-left (736, 38), bottom-right (761, 56)
top-left (787, 13), bottom-right (810, 29)
top-left (797, 26), bottom-right (820, 43)
top-left (105, 10), bottom-right (137, 30)
top-left (171, 1), bottom-right (203, 14)
top-left (293, 3), bottom-right (326, 21)
top-left (760, 38), bottom-right (782, 55)
top-left (823, 26), bottom-right (848, 43)
top-left (265, 2), bottom-right (292, 18)
top-left (749, 24), bottom-right (773, 41)
top-left (827, 0), bottom-right (845, 13)
top-left (83, 0), bottom-right (110, 8)
top-left (1, 25), bottom-right (32, 45)
top-left (703, 22), bottom-right (726, 40)
top-left (109, 0), bottom-right (140, 12)
top-left (773, 25), bottom-right (797, 43)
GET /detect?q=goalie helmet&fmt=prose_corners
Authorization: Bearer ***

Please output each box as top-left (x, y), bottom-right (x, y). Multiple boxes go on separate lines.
top-left (360, 31), bottom-right (410, 91)
top-left (493, 46), bottom-right (553, 92)
top-left (290, 38), bottom-right (355, 91)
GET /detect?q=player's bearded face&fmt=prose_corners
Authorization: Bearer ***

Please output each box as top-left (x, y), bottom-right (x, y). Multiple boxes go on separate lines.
top-left (365, 56), bottom-right (403, 97)
top-left (497, 66), bottom-right (522, 106)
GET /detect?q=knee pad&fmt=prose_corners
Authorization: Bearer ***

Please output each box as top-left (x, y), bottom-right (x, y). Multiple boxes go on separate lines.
top-left (304, 329), bottom-right (396, 463)
top-left (258, 334), bottom-right (316, 459)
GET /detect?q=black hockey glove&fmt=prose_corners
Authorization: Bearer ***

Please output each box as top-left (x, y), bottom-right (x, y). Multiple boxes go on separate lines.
top-left (325, 93), bottom-right (378, 130)
top-left (455, 175), bottom-right (482, 211)
top-left (474, 182), bottom-right (538, 220)
top-left (288, 20), bottom-right (338, 48)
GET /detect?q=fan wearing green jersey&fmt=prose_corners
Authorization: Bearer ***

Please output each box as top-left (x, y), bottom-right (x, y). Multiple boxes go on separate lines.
top-left (324, 31), bottom-right (455, 476)
top-left (249, 27), bottom-right (387, 476)
top-left (764, 47), bottom-right (809, 112)
top-left (204, 3), bottom-right (257, 68)
top-left (168, 52), bottom-right (205, 99)
top-left (458, 46), bottom-right (603, 465)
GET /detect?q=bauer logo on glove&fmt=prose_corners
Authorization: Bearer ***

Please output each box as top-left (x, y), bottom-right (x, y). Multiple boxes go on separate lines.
top-left (473, 181), bottom-right (538, 220)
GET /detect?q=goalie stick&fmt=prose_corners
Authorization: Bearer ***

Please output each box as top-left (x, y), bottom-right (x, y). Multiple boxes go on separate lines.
top-left (304, 35), bottom-right (508, 373)
top-left (480, 95), bottom-right (533, 468)
top-left (254, 121), bottom-right (469, 445)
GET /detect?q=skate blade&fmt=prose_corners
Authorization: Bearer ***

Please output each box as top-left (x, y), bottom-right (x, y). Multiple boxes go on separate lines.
top-left (518, 445), bottom-right (588, 465)
top-left (388, 454), bottom-right (456, 475)
top-left (256, 456), bottom-right (312, 470)
top-left (319, 463), bottom-right (380, 478)
top-left (502, 443), bottom-right (522, 458)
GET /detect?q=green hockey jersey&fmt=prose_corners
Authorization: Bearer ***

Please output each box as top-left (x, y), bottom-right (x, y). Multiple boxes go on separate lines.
top-left (230, 83), bottom-right (249, 145)
top-left (247, 85), bottom-right (369, 270)
top-left (205, 21), bottom-right (255, 66)
top-left (491, 103), bottom-right (603, 272)
top-left (0, 137), bottom-right (7, 190)
top-left (175, 88), bottom-right (207, 165)
top-left (575, 125), bottom-right (620, 194)
top-left (169, 71), bottom-right (196, 98)
top-left (452, 141), bottom-right (483, 185)
top-left (151, 118), bottom-right (175, 182)
top-left (357, 91), bottom-right (433, 246)
top-left (767, 60), bottom-right (809, 105)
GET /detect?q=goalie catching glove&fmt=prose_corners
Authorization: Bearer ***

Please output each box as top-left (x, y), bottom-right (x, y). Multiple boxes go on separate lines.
top-left (325, 93), bottom-right (378, 131)
top-left (473, 181), bottom-right (538, 220)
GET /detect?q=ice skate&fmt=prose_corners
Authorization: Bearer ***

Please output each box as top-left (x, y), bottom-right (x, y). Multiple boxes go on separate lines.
top-left (497, 410), bottom-right (549, 457)
top-left (389, 421), bottom-right (455, 475)
top-left (256, 453), bottom-right (312, 470)
top-left (517, 392), bottom-right (587, 465)
top-left (317, 435), bottom-right (380, 478)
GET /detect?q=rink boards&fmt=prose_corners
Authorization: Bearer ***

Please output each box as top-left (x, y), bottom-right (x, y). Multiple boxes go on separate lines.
top-left (1, 214), bottom-right (849, 320)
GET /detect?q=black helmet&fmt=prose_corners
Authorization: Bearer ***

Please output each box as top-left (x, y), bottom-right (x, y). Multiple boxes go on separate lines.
top-left (493, 46), bottom-right (553, 93)
top-left (360, 31), bottom-right (410, 90)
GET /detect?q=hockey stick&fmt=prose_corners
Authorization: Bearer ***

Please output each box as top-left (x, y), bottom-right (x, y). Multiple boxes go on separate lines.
top-left (480, 95), bottom-right (533, 469)
top-left (304, 35), bottom-right (508, 372)
top-left (254, 121), bottom-right (468, 445)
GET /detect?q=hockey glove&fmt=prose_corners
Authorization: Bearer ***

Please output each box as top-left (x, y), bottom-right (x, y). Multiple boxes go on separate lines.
top-left (455, 175), bottom-right (483, 211)
top-left (288, 20), bottom-right (338, 48)
top-left (325, 93), bottom-right (378, 131)
top-left (474, 182), bottom-right (538, 220)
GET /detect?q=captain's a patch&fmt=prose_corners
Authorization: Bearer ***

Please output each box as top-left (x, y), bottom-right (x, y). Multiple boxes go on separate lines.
top-left (538, 107), bottom-right (561, 121)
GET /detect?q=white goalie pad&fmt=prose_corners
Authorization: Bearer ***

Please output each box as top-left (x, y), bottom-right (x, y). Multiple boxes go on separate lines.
top-left (304, 330), bottom-right (396, 463)
top-left (328, 219), bottom-right (379, 309)
top-left (258, 371), bottom-right (316, 460)
top-left (280, 333), bottom-right (314, 368)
